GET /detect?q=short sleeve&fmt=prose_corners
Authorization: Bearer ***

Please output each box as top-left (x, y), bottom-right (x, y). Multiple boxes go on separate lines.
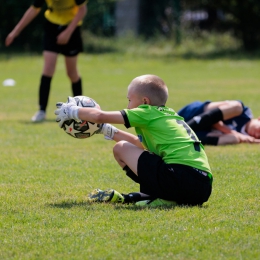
top-left (120, 110), bottom-right (131, 128)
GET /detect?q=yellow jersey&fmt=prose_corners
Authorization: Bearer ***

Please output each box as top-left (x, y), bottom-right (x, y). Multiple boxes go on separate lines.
top-left (33, 0), bottom-right (87, 26)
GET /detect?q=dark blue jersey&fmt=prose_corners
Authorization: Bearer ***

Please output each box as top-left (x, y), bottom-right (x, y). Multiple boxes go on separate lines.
top-left (178, 101), bottom-right (253, 135)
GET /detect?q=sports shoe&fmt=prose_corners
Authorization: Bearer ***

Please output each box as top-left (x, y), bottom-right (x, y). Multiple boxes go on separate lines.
top-left (135, 198), bottom-right (177, 207)
top-left (87, 189), bottom-right (124, 203)
top-left (31, 110), bottom-right (46, 122)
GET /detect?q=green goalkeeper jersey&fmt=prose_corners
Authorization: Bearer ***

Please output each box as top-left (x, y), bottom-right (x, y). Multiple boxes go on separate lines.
top-left (122, 105), bottom-right (212, 174)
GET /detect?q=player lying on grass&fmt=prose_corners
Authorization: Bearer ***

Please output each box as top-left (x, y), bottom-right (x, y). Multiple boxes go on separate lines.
top-left (177, 100), bottom-right (260, 146)
top-left (55, 75), bottom-right (213, 207)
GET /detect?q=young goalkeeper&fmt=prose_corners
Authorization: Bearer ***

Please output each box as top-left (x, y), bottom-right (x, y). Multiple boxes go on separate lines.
top-left (55, 75), bottom-right (213, 207)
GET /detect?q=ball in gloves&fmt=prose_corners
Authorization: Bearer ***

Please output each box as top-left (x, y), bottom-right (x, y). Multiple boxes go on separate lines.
top-left (62, 96), bottom-right (101, 139)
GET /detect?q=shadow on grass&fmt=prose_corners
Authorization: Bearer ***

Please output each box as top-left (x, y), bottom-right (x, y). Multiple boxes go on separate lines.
top-left (47, 200), bottom-right (209, 211)
top-left (48, 201), bottom-right (178, 210)
top-left (114, 203), bottom-right (209, 211)
top-left (48, 201), bottom-right (92, 209)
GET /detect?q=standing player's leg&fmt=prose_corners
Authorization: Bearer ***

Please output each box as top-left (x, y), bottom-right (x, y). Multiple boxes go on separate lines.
top-left (61, 24), bottom-right (83, 97)
top-left (32, 51), bottom-right (58, 122)
top-left (65, 55), bottom-right (82, 97)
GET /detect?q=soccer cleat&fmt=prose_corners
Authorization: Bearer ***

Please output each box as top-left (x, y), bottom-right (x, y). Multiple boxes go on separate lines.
top-left (87, 189), bottom-right (124, 203)
top-left (31, 110), bottom-right (46, 122)
top-left (135, 198), bottom-right (177, 207)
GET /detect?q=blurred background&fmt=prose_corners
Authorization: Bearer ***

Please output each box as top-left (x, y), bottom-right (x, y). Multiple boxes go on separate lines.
top-left (1, 0), bottom-right (260, 54)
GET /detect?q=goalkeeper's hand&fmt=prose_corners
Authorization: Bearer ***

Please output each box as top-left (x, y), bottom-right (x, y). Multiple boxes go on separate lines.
top-left (55, 97), bottom-right (81, 128)
top-left (97, 123), bottom-right (118, 140)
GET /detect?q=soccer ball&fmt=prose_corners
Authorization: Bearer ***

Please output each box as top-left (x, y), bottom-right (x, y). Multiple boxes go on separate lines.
top-left (62, 96), bottom-right (101, 139)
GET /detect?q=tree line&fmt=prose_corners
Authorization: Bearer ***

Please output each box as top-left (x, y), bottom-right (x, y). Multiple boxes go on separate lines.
top-left (0, 0), bottom-right (259, 52)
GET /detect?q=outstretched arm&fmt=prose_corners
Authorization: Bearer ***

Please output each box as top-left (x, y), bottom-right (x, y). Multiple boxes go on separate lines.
top-left (78, 108), bottom-right (143, 148)
top-left (5, 6), bottom-right (41, 46)
top-left (55, 100), bottom-right (144, 148)
top-left (78, 108), bottom-right (125, 124)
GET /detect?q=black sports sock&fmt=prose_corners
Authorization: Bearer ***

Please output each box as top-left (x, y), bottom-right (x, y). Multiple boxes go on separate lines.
top-left (72, 78), bottom-right (82, 96)
top-left (123, 165), bottom-right (139, 183)
top-left (123, 192), bottom-right (154, 203)
top-left (122, 166), bottom-right (154, 203)
top-left (187, 108), bottom-right (223, 131)
top-left (39, 75), bottom-right (52, 111)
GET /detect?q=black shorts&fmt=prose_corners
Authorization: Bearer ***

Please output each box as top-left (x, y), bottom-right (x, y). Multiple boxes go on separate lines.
top-left (43, 19), bottom-right (83, 56)
top-left (137, 151), bottom-right (213, 205)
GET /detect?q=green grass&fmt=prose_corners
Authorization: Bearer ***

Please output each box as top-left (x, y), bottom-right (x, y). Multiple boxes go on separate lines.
top-left (0, 52), bottom-right (260, 259)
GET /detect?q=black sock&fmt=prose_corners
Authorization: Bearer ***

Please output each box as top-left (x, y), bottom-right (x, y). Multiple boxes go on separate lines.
top-left (123, 165), bottom-right (139, 183)
top-left (39, 75), bottom-right (52, 111)
top-left (123, 192), bottom-right (154, 203)
top-left (187, 108), bottom-right (223, 131)
top-left (72, 78), bottom-right (82, 96)
top-left (122, 166), bottom-right (154, 203)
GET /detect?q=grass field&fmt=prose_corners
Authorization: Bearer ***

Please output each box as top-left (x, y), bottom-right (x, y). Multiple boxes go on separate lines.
top-left (0, 52), bottom-right (260, 260)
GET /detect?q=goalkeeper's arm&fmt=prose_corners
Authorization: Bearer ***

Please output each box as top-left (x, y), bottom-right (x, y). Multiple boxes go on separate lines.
top-left (78, 108), bottom-right (143, 147)
top-left (55, 101), bottom-right (143, 147)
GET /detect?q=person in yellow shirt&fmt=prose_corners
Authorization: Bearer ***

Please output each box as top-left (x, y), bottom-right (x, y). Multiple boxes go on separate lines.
top-left (5, 0), bottom-right (87, 122)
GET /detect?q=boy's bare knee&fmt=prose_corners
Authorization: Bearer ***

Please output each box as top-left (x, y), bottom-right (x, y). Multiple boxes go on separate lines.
top-left (113, 141), bottom-right (126, 156)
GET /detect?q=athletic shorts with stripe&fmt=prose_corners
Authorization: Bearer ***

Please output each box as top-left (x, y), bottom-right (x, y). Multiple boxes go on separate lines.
top-left (128, 151), bottom-right (213, 206)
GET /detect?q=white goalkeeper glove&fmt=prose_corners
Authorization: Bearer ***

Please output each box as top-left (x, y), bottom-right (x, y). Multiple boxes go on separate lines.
top-left (55, 97), bottom-right (81, 128)
top-left (97, 123), bottom-right (118, 140)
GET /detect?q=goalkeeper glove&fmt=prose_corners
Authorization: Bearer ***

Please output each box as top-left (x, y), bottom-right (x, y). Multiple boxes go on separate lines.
top-left (97, 123), bottom-right (118, 140)
top-left (55, 97), bottom-right (81, 128)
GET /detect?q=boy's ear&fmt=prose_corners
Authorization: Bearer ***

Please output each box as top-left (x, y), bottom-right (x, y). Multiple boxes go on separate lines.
top-left (143, 97), bottom-right (150, 104)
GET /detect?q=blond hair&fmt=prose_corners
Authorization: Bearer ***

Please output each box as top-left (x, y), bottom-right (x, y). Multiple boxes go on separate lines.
top-left (128, 74), bottom-right (168, 106)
